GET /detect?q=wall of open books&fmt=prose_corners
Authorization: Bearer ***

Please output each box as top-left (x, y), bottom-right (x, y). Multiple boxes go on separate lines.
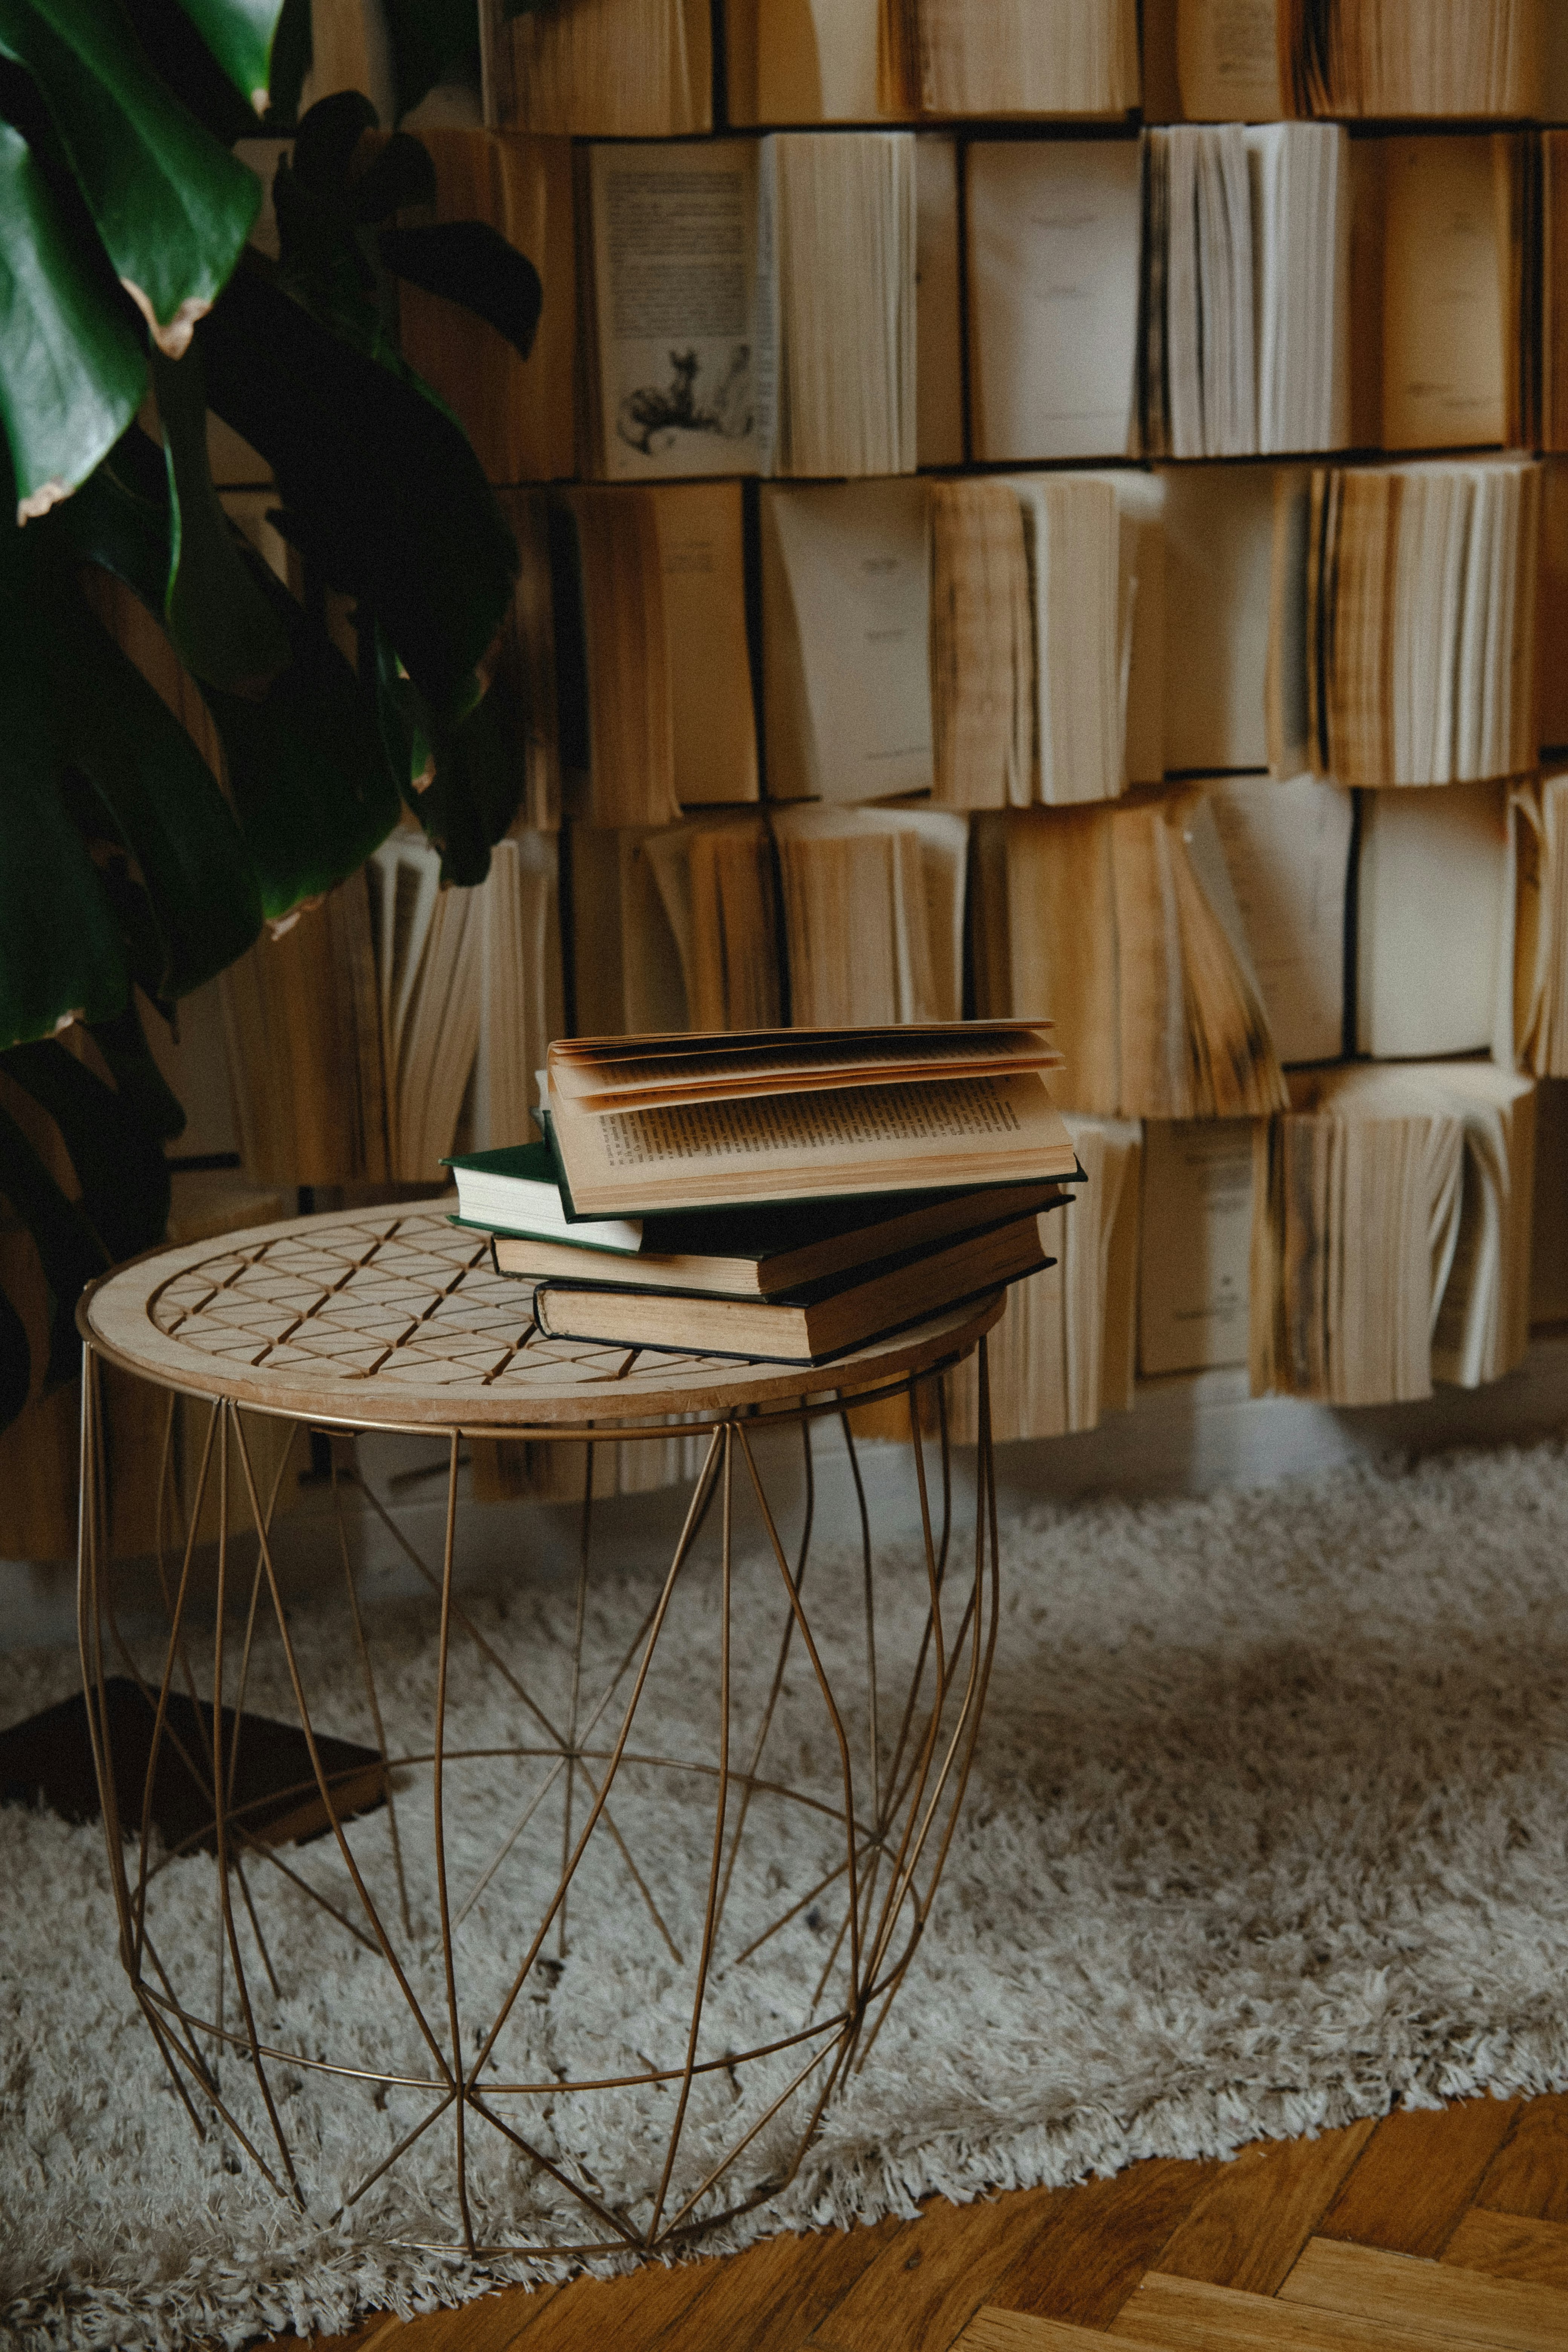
top-left (9, 0), bottom-right (1568, 1553)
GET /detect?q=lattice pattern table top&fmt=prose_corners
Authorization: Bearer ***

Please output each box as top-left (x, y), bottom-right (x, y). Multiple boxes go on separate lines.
top-left (80, 1203), bottom-right (1001, 1430)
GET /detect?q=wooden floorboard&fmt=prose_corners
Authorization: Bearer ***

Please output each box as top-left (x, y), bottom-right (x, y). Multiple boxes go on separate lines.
top-left (274, 2093), bottom-right (1568, 2352)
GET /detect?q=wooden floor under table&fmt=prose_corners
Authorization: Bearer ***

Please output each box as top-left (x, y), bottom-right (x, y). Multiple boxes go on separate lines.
top-left (280, 2091), bottom-right (1568, 2352)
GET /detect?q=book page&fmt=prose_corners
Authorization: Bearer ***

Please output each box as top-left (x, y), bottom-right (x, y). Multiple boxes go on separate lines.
top-left (966, 140), bottom-right (1141, 462)
top-left (652, 483), bottom-right (759, 805)
top-left (588, 141), bottom-right (761, 482)
top-left (560, 1070), bottom-right (1077, 1207)
top-left (1161, 462), bottom-right (1276, 772)
top-left (1205, 776), bottom-right (1352, 1065)
top-left (1176, 0), bottom-right (1283, 120)
top-left (1138, 1117), bottom-right (1255, 1374)
top-left (916, 135), bottom-right (964, 467)
top-left (1357, 778), bottom-right (1510, 1058)
top-left (1380, 136), bottom-right (1506, 453)
top-left (744, 0), bottom-right (886, 122)
top-left (760, 479), bottom-right (933, 802)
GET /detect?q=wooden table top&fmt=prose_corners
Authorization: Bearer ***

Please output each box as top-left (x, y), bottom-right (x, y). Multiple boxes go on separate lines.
top-left (78, 1202), bottom-right (1003, 1433)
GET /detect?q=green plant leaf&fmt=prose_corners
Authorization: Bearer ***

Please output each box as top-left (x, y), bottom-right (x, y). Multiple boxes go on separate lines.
top-left (116, 0), bottom-right (262, 141)
top-left (0, 1282), bottom-right (30, 1432)
top-left (381, 0), bottom-right (479, 121)
top-left (198, 253), bottom-right (518, 722)
top-left (0, 0), bottom-right (261, 354)
top-left (151, 340), bottom-right (289, 690)
top-left (349, 130), bottom-right (435, 222)
top-left (378, 221), bottom-right (541, 359)
top-left (0, 611), bottom-right (130, 1047)
top-left (2, 1038), bottom-right (170, 1266)
top-left (54, 581), bottom-right (267, 991)
top-left (170, 0), bottom-right (285, 115)
top-left (0, 118), bottom-right (146, 519)
top-left (0, 1101), bottom-right (111, 1386)
top-left (87, 1000), bottom-right (185, 1144)
top-left (205, 554), bottom-right (400, 915)
top-left (55, 418), bottom-right (172, 602)
top-left (375, 621), bottom-right (520, 886)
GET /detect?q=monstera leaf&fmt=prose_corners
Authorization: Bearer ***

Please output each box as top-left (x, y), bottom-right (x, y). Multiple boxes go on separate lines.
top-left (0, 5), bottom-right (548, 1429)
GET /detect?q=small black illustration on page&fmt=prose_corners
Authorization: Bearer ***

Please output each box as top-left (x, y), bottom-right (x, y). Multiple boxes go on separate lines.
top-left (618, 345), bottom-right (753, 456)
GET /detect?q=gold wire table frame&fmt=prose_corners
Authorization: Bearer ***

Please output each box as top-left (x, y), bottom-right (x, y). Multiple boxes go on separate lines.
top-left (74, 1205), bottom-right (1004, 2259)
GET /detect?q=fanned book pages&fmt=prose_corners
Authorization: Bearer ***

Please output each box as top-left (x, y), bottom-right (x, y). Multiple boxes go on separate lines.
top-left (1162, 0), bottom-right (1539, 120)
top-left (484, 0), bottom-right (711, 136)
top-left (930, 473), bottom-right (1165, 807)
top-left (570, 816), bottom-right (782, 1038)
top-left (544, 1026), bottom-right (1077, 1214)
top-left (368, 832), bottom-right (485, 1184)
top-left (1205, 775), bottom-right (1354, 1066)
top-left (1140, 124), bottom-right (1350, 458)
top-left (492, 490), bottom-right (562, 834)
top-left (1356, 779), bottom-right (1513, 1059)
top-left (769, 805), bottom-right (968, 1026)
top-left (966, 139), bottom-right (1142, 464)
top-left (219, 878), bottom-right (388, 1188)
top-left (1295, 458), bottom-right (1541, 788)
top-left (1541, 136), bottom-right (1568, 453)
top-left (470, 833), bottom-right (563, 1154)
top-left (1251, 1060), bottom-right (1536, 1407)
top-left (394, 128), bottom-right (575, 484)
top-left (1515, 770), bottom-right (1568, 1078)
top-left (575, 134), bottom-right (916, 482)
top-left (946, 1113), bottom-right (1143, 1442)
top-left (970, 795), bottom-right (1289, 1122)
top-left (1349, 135), bottom-right (1524, 456)
top-left (557, 481), bottom-right (758, 825)
top-left (915, 135), bottom-right (964, 467)
top-left (1139, 1118), bottom-right (1258, 1375)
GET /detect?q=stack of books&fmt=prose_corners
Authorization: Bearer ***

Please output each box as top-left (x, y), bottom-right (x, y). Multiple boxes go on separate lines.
top-left (447, 1025), bottom-right (1081, 1368)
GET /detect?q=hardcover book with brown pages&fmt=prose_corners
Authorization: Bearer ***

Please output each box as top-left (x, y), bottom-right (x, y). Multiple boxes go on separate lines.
top-left (527, 1207), bottom-right (1057, 1366)
top-left (575, 133), bottom-right (916, 482)
top-left (543, 1025), bottom-right (1077, 1215)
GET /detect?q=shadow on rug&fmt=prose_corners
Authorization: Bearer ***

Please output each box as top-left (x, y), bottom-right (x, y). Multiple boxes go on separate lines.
top-left (4, 1438), bottom-right (1567, 2350)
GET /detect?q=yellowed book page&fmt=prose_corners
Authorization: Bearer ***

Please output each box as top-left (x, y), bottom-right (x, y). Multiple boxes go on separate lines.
top-left (916, 134), bottom-right (965, 467)
top-left (966, 140), bottom-right (1141, 463)
top-left (1380, 136), bottom-right (1507, 453)
top-left (1176, 0), bottom-right (1285, 120)
top-left (1138, 1117), bottom-right (1256, 1374)
top-left (917, 0), bottom-right (1139, 117)
top-left (652, 484), bottom-right (759, 806)
top-left (1096, 1117), bottom-right (1142, 1411)
top-left (1538, 462), bottom-right (1568, 750)
top-left (1356, 778), bottom-right (1510, 1059)
top-left (567, 488), bottom-right (681, 827)
top-left (556, 1069), bottom-right (1078, 1211)
top-left (760, 479), bottom-right (932, 803)
top-left (1003, 807), bottom-right (1120, 1116)
top-left (688, 825), bottom-right (782, 1027)
top-left (585, 141), bottom-right (760, 483)
top-left (1161, 464), bottom-right (1275, 773)
top-left (1111, 802), bottom-right (1188, 1118)
top-left (744, 0), bottom-right (890, 122)
top-left (500, 0), bottom-right (710, 136)
top-left (928, 479), bottom-right (1031, 809)
top-left (1206, 776), bottom-right (1351, 1066)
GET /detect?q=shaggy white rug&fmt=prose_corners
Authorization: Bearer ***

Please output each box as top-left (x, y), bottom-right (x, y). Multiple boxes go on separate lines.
top-left (5, 1438), bottom-right (1568, 2350)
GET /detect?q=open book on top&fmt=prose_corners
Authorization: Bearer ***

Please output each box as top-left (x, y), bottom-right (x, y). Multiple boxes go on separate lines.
top-left (545, 1025), bottom-right (1077, 1216)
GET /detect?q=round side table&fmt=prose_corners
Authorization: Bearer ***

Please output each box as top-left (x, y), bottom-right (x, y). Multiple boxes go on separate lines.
top-left (76, 1203), bottom-right (1003, 2259)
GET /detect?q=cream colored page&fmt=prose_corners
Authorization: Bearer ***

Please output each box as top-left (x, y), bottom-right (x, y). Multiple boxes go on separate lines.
top-left (753, 0), bottom-right (884, 121)
top-left (1380, 137), bottom-right (1505, 452)
top-left (1176, 0), bottom-right (1282, 120)
top-left (1138, 1118), bottom-right (1255, 1374)
top-left (761, 480), bottom-right (933, 802)
top-left (967, 140), bottom-right (1141, 462)
top-left (1357, 778), bottom-right (1510, 1058)
top-left (1206, 776), bottom-right (1352, 1065)
top-left (654, 484), bottom-right (759, 803)
top-left (590, 141), bottom-right (761, 482)
top-left (1161, 462), bottom-right (1274, 772)
top-left (916, 135), bottom-right (964, 467)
